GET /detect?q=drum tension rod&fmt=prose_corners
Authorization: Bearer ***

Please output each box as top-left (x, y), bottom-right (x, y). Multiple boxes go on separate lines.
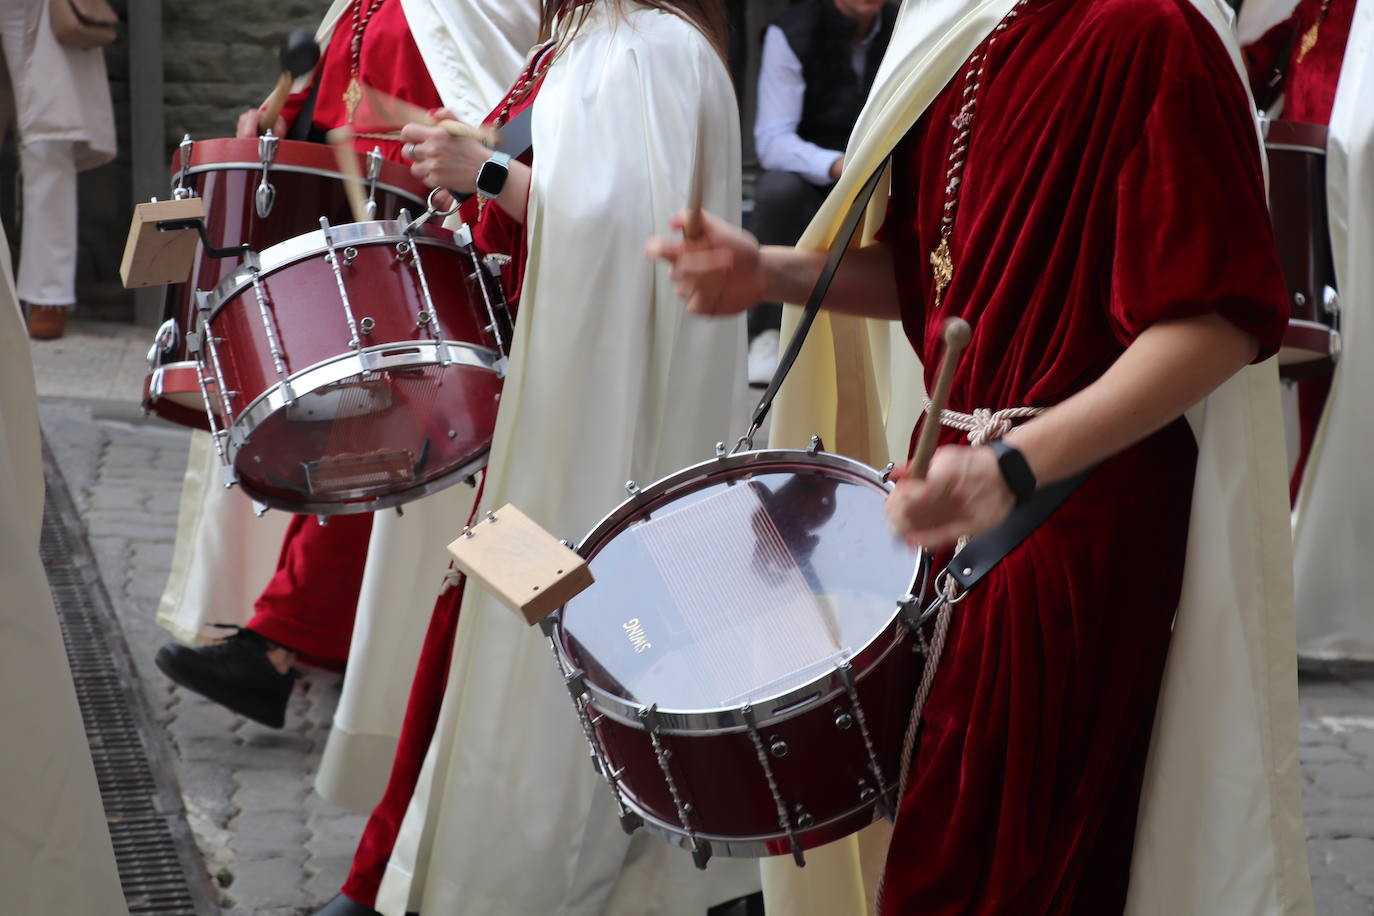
top-left (157, 217), bottom-right (258, 263)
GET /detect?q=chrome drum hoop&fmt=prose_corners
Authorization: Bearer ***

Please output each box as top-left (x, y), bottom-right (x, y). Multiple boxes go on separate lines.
top-left (223, 338), bottom-right (502, 454)
top-left (550, 446), bottom-right (926, 736)
top-left (202, 221), bottom-right (466, 320)
top-left (626, 788), bottom-right (887, 859)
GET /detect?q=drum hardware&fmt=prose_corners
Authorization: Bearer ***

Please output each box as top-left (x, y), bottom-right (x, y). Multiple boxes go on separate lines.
top-left (321, 217), bottom-right (370, 352)
top-left (174, 135), bottom-right (194, 198)
top-left (364, 148), bottom-right (384, 219)
top-left (741, 703), bottom-right (804, 866)
top-left (642, 704), bottom-right (713, 870)
top-left (359, 316), bottom-right (375, 335)
top-left (147, 318), bottom-right (180, 367)
top-left (256, 132), bottom-right (280, 219)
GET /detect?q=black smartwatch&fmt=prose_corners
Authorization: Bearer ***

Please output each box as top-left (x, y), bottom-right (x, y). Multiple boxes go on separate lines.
top-left (987, 438), bottom-right (1036, 506)
top-left (475, 151), bottom-right (512, 201)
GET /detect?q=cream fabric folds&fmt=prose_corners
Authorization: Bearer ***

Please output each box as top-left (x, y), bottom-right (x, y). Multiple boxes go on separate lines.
top-left (0, 0), bottom-right (114, 170)
top-left (761, 0), bottom-right (1313, 913)
top-left (373, 8), bottom-right (755, 914)
top-left (0, 227), bottom-right (126, 914)
top-left (1291, 0), bottom-right (1374, 661)
top-left (1237, 0), bottom-right (1301, 45)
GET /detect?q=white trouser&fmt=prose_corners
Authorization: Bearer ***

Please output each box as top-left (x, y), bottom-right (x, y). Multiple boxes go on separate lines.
top-left (0, 0), bottom-right (78, 307)
top-left (15, 140), bottom-right (77, 307)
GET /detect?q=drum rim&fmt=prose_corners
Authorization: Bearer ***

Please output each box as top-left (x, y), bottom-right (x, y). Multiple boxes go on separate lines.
top-left (177, 162), bottom-right (427, 208)
top-left (550, 446), bottom-right (925, 734)
top-left (621, 783), bottom-right (887, 858)
top-left (203, 220), bottom-right (464, 316)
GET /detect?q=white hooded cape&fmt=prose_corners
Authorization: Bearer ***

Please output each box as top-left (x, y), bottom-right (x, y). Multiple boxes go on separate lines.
top-left (754, 1), bottom-right (1313, 913)
top-left (1290, 0), bottom-right (1374, 661)
top-left (0, 226), bottom-right (126, 913)
top-left (156, 4), bottom-right (538, 808)
top-left (372, 8), bottom-right (758, 914)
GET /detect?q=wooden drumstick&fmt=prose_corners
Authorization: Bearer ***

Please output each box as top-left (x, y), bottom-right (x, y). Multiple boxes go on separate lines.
top-left (909, 318), bottom-right (973, 479)
top-left (360, 84), bottom-right (501, 146)
top-left (259, 29), bottom-right (321, 134)
top-left (324, 127), bottom-right (372, 223)
top-left (682, 128), bottom-right (706, 241)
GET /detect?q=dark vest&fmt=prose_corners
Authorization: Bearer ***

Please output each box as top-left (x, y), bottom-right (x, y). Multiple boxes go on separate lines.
top-left (773, 1), bottom-right (897, 153)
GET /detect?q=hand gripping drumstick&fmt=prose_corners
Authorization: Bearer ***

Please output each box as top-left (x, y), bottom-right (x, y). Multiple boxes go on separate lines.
top-left (908, 318), bottom-right (973, 479)
top-left (259, 29), bottom-right (322, 135)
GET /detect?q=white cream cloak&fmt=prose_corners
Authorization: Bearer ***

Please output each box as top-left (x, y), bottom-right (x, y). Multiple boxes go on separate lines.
top-left (757, 0), bottom-right (1313, 914)
top-left (0, 225), bottom-right (126, 912)
top-left (373, 7), bottom-right (758, 914)
top-left (1290, 0), bottom-right (1374, 661)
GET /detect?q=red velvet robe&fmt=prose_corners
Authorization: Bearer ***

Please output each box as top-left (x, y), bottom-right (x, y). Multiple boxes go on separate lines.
top-left (248, 0), bottom-right (443, 664)
top-left (340, 55), bottom-right (544, 906)
top-left (1243, 0), bottom-right (1355, 500)
top-left (875, 0), bottom-right (1288, 911)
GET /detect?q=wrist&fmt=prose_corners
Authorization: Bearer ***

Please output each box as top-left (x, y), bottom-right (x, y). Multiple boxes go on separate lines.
top-left (986, 439), bottom-right (1037, 505)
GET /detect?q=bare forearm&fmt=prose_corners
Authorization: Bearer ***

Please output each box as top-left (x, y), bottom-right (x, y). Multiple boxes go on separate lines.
top-left (1003, 313), bottom-right (1260, 485)
top-left (760, 242), bottom-right (901, 321)
top-left (492, 160), bottom-right (531, 224)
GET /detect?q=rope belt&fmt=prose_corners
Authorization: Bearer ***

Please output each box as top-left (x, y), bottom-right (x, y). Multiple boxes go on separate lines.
top-left (922, 398), bottom-right (1046, 448)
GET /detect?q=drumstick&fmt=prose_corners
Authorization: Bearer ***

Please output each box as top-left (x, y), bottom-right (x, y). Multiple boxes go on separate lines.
top-left (908, 318), bottom-right (973, 479)
top-left (682, 127), bottom-right (706, 241)
top-left (259, 29), bottom-right (321, 134)
top-left (325, 127), bottom-right (372, 223)
top-left (360, 84), bottom-right (501, 146)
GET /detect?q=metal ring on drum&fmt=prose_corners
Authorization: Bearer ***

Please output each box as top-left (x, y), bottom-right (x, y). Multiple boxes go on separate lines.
top-left (548, 444), bottom-right (931, 865)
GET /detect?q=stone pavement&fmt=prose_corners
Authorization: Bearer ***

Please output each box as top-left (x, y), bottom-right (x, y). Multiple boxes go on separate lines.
top-left (29, 320), bottom-right (1374, 914)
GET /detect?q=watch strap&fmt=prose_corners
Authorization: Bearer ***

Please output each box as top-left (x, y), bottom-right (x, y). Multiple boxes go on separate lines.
top-left (987, 438), bottom-right (1036, 505)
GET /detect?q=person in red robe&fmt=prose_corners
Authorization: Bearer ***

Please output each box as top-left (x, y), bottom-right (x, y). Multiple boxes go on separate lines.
top-left (1243, 0), bottom-right (1356, 499)
top-left (650, 0), bottom-right (1290, 909)
top-left (154, 0), bottom-right (441, 729)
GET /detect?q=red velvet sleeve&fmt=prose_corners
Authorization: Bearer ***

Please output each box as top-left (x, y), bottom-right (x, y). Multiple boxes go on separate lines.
top-left (1109, 70), bottom-right (1289, 362)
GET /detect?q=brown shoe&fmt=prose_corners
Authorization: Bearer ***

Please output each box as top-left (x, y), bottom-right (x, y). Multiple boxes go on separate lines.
top-left (26, 305), bottom-right (67, 340)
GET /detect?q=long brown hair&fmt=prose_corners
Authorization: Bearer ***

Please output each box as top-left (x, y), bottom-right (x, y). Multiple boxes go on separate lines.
top-left (538, 0), bottom-right (729, 66)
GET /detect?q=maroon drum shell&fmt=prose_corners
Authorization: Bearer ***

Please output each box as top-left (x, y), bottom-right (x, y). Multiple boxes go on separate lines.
top-left (145, 138), bottom-right (429, 429)
top-left (1265, 120), bottom-right (1340, 375)
top-left (590, 633), bottom-right (921, 848)
top-left (203, 224), bottom-right (502, 513)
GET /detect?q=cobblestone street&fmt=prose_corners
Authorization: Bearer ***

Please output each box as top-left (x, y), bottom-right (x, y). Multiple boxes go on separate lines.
top-left (30, 321), bottom-right (1374, 914)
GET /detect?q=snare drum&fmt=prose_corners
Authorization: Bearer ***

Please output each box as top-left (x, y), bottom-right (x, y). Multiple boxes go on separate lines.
top-left (196, 218), bottom-right (508, 514)
top-left (548, 442), bottom-right (926, 867)
top-left (1264, 120), bottom-right (1341, 376)
top-left (143, 136), bottom-right (429, 429)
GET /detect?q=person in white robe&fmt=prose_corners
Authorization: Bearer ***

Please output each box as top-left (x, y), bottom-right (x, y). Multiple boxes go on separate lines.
top-left (0, 225), bottom-right (126, 913)
top-left (649, 0), bottom-right (1313, 912)
top-left (0, 0), bottom-right (115, 339)
top-left (368, 3), bottom-right (761, 913)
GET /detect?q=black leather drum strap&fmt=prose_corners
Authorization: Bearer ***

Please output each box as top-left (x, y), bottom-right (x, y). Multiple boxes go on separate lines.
top-left (944, 467), bottom-right (1094, 592)
top-left (748, 163), bottom-right (888, 433)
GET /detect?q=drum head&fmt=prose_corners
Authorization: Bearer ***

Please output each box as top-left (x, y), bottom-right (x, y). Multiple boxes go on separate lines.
top-left (561, 454), bottom-right (920, 713)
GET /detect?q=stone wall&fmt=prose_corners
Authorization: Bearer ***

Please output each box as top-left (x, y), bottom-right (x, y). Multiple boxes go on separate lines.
top-left (1, 0), bottom-right (318, 322)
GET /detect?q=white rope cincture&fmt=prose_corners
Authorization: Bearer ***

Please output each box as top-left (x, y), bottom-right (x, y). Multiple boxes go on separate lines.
top-left (923, 397), bottom-right (1046, 448)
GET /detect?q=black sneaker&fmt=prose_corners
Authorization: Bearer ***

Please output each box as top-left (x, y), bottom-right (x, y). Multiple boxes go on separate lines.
top-left (154, 627), bottom-right (300, 728)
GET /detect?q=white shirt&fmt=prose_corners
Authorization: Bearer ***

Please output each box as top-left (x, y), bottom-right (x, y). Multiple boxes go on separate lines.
top-left (754, 15), bottom-right (883, 186)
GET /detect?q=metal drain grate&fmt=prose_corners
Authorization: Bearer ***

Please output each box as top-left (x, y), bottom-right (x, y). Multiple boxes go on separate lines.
top-left (40, 440), bottom-right (221, 916)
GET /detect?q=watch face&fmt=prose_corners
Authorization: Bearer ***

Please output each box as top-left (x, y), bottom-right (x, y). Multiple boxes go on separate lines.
top-left (478, 158), bottom-right (510, 198)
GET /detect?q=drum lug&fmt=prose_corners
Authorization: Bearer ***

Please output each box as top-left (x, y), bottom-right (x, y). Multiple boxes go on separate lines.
top-left (807, 435), bottom-right (824, 456)
top-left (252, 501), bottom-right (268, 518)
top-left (255, 132), bottom-right (279, 219)
top-left (715, 441), bottom-right (728, 458)
top-left (625, 480), bottom-right (641, 497)
top-left (174, 134), bottom-right (193, 196)
top-left (186, 330), bottom-right (202, 357)
top-left (618, 811), bottom-right (644, 836)
top-left (898, 593), bottom-right (922, 630)
top-left (880, 461), bottom-right (896, 484)
top-left (365, 147), bottom-right (382, 218)
top-left (220, 465), bottom-right (239, 490)
top-left (690, 839), bottom-right (713, 870)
